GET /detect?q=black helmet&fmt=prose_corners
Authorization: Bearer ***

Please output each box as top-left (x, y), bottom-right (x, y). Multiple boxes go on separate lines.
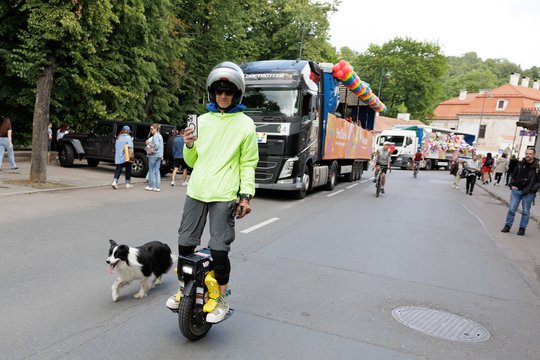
top-left (206, 62), bottom-right (245, 106)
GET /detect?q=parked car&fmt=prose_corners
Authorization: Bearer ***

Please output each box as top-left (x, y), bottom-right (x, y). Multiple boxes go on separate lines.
top-left (57, 120), bottom-right (175, 177)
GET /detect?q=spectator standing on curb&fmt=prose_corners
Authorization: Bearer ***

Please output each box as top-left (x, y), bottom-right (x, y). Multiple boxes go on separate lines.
top-left (506, 154), bottom-right (518, 186)
top-left (112, 125), bottom-right (134, 190)
top-left (47, 122), bottom-right (53, 164)
top-left (501, 148), bottom-right (540, 236)
top-left (494, 153), bottom-right (509, 185)
top-left (464, 156), bottom-right (480, 195)
top-left (0, 116), bottom-right (18, 170)
top-left (145, 123), bottom-right (163, 192)
top-left (171, 128), bottom-right (188, 186)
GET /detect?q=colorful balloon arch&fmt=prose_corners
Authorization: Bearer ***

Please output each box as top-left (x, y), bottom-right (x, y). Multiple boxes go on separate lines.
top-left (332, 60), bottom-right (386, 113)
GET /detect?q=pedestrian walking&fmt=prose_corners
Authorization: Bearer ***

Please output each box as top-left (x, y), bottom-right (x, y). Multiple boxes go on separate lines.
top-left (464, 157), bottom-right (479, 195)
top-left (0, 116), bottom-right (18, 170)
top-left (481, 152), bottom-right (494, 184)
top-left (451, 158), bottom-right (464, 189)
top-left (145, 123), bottom-right (163, 192)
top-left (506, 154), bottom-right (518, 186)
top-left (494, 153), bottom-right (509, 185)
top-left (501, 148), bottom-right (540, 236)
top-left (165, 62), bottom-right (259, 323)
top-left (171, 128), bottom-right (188, 186)
top-left (112, 125), bottom-right (134, 189)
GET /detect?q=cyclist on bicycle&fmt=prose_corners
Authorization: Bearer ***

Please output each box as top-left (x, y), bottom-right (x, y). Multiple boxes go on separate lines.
top-left (373, 141), bottom-right (392, 194)
top-left (413, 148), bottom-right (424, 173)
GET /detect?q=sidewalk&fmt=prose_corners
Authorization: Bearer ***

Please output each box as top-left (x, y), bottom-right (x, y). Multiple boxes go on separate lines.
top-left (476, 179), bottom-right (540, 225)
top-left (0, 152), bottom-right (147, 196)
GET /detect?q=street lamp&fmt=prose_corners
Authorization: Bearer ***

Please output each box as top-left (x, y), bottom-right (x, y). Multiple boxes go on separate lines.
top-left (377, 67), bottom-right (391, 98)
top-left (298, 25), bottom-right (315, 60)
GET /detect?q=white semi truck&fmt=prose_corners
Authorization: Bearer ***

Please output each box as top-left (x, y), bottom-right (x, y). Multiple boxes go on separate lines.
top-left (375, 125), bottom-right (476, 170)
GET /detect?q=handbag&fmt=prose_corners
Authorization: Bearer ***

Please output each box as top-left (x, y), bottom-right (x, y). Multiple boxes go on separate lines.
top-left (146, 143), bottom-right (156, 156)
top-left (124, 144), bottom-right (134, 163)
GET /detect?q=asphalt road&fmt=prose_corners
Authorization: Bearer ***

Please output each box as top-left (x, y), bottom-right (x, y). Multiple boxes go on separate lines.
top-left (1, 169), bottom-right (539, 360)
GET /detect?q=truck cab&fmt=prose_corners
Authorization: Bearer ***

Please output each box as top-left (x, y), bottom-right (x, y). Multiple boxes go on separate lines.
top-left (376, 130), bottom-right (418, 168)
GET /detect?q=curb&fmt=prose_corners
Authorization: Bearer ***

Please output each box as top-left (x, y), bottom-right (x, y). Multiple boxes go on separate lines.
top-left (477, 183), bottom-right (540, 225)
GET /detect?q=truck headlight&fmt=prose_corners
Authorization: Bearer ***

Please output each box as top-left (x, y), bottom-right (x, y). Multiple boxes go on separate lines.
top-left (279, 157), bottom-right (298, 179)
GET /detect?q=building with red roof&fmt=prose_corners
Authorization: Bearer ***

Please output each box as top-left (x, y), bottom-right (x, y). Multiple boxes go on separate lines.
top-left (431, 74), bottom-right (540, 157)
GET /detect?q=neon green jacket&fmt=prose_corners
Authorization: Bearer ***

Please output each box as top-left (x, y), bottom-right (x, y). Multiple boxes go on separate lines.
top-left (184, 110), bottom-right (259, 202)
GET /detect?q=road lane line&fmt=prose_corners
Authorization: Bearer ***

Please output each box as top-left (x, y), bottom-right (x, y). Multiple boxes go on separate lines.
top-left (360, 178), bottom-right (374, 183)
top-left (346, 183), bottom-right (359, 189)
top-left (327, 189), bottom-right (345, 197)
top-left (241, 217), bottom-right (279, 233)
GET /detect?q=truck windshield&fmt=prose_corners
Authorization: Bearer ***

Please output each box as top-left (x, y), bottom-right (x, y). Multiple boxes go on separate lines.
top-left (243, 88), bottom-right (299, 118)
top-left (378, 135), bottom-right (404, 146)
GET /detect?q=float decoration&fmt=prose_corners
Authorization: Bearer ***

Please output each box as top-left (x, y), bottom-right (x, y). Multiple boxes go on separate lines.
top-left (332, 60), bottom-right (386, 113)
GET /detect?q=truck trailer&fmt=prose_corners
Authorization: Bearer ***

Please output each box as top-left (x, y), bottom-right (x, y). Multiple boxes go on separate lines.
top-left (240, 60), bottom-right (380, 199)
top-left (375, 125), bottom-right (476, 170)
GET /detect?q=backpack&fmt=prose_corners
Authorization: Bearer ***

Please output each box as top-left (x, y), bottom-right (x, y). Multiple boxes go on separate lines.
top-left (484, 157), bottom-right (493, 167)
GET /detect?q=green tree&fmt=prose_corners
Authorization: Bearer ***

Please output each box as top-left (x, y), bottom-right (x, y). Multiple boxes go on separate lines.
top-left (354, 37), bottom-right (447, 120)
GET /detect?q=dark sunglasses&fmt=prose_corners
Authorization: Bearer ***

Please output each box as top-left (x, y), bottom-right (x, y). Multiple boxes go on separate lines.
top-left (215, 89), bottom-right (234, 96)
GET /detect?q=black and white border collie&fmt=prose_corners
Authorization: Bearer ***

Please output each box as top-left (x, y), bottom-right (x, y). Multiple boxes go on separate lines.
top-left (106, 239), bottom-right (175, 302)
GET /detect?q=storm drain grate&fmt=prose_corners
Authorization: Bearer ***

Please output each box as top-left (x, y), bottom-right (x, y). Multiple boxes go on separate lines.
top-left (392, 306), bottom-right (490, 343)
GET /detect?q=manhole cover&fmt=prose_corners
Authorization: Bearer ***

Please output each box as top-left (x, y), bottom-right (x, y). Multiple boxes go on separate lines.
top-left (392, 306), bottom-right (490, 342)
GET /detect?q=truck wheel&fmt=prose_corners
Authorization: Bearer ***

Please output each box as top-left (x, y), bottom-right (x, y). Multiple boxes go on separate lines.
top-left (87, 158), bottom-right (100, 167)
top-left (292, 165), bottom-right (310, 199)
top-left (131, 153), bottom-right (148, 177)
top-left (323, 161), bottom-right (338, 191)
top-left (58, 145), bottom-right (75, 167)
top-left (345, 162), bottom-right (355, 182)
top-left (355, 163), bottom-right (363, 180)
top-left (425, 159), bottom-right (432, 171)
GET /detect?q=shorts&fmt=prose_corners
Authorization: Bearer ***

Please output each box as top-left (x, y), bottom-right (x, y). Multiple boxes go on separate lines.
top-left (481, 166), bottom-right (491, 173)
top-left (47, 141), bottom-right (51, 151)
top-left (174, 158), bottom-right (187, 169)
top-left (178, 196), bottom-right (237, 252)
top-left (377, 164), bottom-right (389, 174)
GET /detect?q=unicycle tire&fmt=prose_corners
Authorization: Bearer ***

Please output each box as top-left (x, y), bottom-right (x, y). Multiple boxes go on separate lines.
top-left (178, 291), bottom-right (212, 341)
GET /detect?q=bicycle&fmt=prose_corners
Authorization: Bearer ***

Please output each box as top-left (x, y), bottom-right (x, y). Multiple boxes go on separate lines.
top-left (173, 248), bottom-right (233, 341)
top-left (413, 161), bottom-right (419, 178)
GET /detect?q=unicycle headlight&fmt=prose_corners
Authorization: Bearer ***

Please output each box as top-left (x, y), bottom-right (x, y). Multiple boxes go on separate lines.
top-left (182, 265), bottom-right (194, 275)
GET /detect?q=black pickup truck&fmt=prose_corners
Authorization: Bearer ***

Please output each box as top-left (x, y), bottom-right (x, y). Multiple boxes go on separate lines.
top-left (57, 120), bottom-right (175, 177)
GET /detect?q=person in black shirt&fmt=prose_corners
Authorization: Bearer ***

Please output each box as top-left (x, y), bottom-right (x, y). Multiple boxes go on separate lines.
top-left (505, 154), bottom-right (518, 186)
top-left (501, 148), bottom-right (540, 236)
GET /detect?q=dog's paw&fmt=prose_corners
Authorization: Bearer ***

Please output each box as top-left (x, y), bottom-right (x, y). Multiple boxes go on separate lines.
top-left (112, 294), bottom-right (119, 302)
top-left (134, 292), bottom-right (147, 299)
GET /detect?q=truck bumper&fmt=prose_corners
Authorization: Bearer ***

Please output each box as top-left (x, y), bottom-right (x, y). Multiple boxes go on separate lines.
top-left (255, 177), bottom-right (302, 191)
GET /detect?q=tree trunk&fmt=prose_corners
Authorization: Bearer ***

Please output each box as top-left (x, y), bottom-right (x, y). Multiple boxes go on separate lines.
top-left (29, 56), bottom-right (55, 183)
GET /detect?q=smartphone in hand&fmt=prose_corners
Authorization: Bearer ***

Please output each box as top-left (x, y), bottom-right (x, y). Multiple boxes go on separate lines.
top-left (187, 114), bottom-right (198, 138)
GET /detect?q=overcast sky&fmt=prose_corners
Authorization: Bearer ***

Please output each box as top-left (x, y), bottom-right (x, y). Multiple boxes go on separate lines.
top-left (327, 0), bottom-right (539, 70)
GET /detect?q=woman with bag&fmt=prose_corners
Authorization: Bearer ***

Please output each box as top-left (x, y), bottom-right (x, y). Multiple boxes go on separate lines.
top-left (145, 123), bottom-right (163, 192)
top-left (112, 125), bottom-right (134, 189)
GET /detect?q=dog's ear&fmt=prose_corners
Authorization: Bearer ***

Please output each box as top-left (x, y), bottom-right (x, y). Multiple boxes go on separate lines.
top-left (109, 239), bottom-right (117, 246)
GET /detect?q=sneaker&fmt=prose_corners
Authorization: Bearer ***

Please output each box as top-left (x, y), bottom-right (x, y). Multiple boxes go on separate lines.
top-left (145, 186), bottom-right (153, 191)
top-left (469, 192), bottom-right (472, 196)
top-left (501, 225), bottom-right (510, 233)
top-left (182, 182), bottom-right (188, 186)
top-left (125, 183), bottom-right (133, 189)
top-left (171, 182), bottom-right (175, 186)
top-left (456, 185), bottom-right (459, 189)
top-left (381, 188), bottom-right (385, 194)
top-left (517, 228), bottom-right (525, 236)
top-left (112, 181), bottom-right (118, 190)
top-left (166, 293), bottom-right (180, 311)
top-left (152, 188), bottom-right (160, 192)
top-left (206, 296), bottom-right (229, 323)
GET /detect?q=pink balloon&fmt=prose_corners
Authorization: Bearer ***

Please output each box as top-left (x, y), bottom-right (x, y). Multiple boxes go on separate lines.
top-left (335, 70), bottom-right (344, 79)
top-left (339, 60), bottom-right (348, 67)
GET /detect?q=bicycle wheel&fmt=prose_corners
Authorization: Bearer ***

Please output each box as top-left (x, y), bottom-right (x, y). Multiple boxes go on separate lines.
top-left (375, 176), bottom-right (381, 197)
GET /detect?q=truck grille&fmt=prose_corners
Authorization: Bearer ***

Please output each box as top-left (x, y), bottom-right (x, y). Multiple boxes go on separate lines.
top-left (255, 160), bottom-right (278, 183)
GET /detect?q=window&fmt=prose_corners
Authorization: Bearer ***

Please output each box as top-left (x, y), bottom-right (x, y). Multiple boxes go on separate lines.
top-left (478, 124), bottom-right (486, 139)
top-left (93, 123), bottom-right (113, 136)
top-left (496, 100), bottom-right (508, 111)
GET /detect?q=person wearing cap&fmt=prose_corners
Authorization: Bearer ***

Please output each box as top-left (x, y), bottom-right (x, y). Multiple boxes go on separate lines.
top-left (165, 62), bottom-right (259, 323)
top-left (112, 125), bottom-right (134, 189)
top-left (373, 141), bottom-right (392, 194)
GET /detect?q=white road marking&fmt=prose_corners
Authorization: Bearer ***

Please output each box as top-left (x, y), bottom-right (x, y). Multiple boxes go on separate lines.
top-left (346, 183), bottom-right (359, 189)
top-left (360, 177), bottom-right (374, 183)
top-left (241, 217), bottom-right (279, 234)
top-left (327, 189), bottom-right (345, 197)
